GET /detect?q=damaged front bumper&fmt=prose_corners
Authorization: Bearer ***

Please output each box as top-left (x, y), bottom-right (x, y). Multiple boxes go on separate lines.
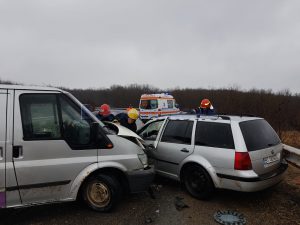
top-left (127, 166), bottom-right (155, 193)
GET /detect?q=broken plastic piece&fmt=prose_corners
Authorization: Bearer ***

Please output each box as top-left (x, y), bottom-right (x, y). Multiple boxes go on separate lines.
top-left (174, 196), bottom-right (189, 211)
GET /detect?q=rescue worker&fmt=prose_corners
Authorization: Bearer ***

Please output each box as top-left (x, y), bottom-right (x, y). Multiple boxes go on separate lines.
top-left (96, 104), bottom-right (115, 122)
top-left (193, 98), bottom-right (216, 115)
top-left (115, 108), bottom-right (139, 132)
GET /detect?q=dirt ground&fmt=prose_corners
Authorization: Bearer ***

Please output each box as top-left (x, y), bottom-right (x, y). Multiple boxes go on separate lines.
top-left (0, 165), bottom-right (299, 225)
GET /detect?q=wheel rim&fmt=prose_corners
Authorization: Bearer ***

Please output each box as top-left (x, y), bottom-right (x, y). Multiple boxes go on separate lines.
top-left (87, 181), bottom-right (111, 208)
top-left (187, 169), bottom-right (207, 193)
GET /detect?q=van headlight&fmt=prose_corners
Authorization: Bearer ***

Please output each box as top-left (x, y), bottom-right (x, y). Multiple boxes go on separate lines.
top-left (138, 153), bottom-right (148, 167)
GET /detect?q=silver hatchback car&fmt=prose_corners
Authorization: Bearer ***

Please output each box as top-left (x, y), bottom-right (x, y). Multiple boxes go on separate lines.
top-left (138, 114), bottom-right (288, 199)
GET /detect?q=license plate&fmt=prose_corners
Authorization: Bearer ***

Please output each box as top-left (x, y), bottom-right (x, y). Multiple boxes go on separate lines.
top-left (263, 153), bottom-right (280, 167)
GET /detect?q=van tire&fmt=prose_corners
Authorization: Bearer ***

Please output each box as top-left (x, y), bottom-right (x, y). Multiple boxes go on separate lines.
top-left (82, 174), bottom-right (121, 212)
top-left (183, 165), bottom-right (214, 200)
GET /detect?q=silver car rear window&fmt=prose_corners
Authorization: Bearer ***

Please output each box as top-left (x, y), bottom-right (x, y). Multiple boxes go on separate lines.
top-left (195, 122), bottom-right (235, 149)
top-left (239, 119), bottom-right (281, 151)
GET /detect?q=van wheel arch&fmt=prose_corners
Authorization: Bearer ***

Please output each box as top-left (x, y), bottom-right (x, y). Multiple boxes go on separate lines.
top-left (78, 167), bottom-right (129, 201)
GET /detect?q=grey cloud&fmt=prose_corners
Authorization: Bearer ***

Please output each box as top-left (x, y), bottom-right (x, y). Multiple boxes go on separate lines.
top-left (0, 0), bottom-right (299, 93)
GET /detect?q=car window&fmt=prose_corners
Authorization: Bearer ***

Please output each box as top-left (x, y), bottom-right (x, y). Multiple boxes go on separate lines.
top-left (161, 120), bottom-right (193, 145)
top-left (139, 120), bottom-right (164, 140)
top-left (20, 94), bottom-right (62, 140)
top-left (240, 119), bottom-right (281, 151)
top-left (195, 122), bottom-right (235, 149)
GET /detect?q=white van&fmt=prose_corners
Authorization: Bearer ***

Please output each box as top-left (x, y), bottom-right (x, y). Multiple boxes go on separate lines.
top-left (0, 85), bottom-right (154, 212)
top-left (139, 93), bottom-right (180, 123)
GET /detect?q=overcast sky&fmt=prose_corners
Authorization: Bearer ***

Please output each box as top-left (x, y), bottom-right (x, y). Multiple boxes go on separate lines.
top-left (0, 0), bottom-right (299, 93)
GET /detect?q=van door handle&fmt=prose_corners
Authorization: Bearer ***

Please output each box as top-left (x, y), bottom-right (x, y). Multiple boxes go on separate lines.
top-left (0, 147), bottom-right (3, 159)
top-left (180, 148), bottom-right (189, 153)
top-left (13, 146), bottom-right (23, 158)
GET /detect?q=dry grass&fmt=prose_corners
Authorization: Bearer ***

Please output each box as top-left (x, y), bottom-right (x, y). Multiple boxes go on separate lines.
top-left (281, 130), bottom-right (300, 148)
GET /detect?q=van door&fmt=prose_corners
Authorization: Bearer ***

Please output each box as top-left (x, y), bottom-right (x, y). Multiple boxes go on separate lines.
top-left (12, 91), bottom-right (98, 204)
top-left (0, 90), bottom-right (7, 208)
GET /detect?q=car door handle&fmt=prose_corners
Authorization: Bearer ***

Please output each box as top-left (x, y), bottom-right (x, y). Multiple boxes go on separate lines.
top-left (13, 146), bottom-right (23, 158)
top-left (0, 147), bottom-right (3, 159)
top-left (180, 148), bottom-right (189, 153)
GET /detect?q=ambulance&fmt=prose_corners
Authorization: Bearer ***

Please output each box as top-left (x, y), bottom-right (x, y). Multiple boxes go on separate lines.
top-left (139, 93), bottom-right (180, 122)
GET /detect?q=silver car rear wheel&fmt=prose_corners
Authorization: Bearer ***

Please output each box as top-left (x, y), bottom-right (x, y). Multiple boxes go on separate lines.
top-left (183, 165), bottom-right (214, 200)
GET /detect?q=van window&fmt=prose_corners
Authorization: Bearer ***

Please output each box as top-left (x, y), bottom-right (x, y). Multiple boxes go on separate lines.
top-left (240, 119), bottom-right (281, 151)
top-left (140, 100), bottom-right (158, 109)
top-left (59, 95), bottom-right (94, 148)
top-left (167, 100), bottom-right (174, 109)
top-left (20, 93), bottom-right (98, 149)
top-left (20, 94), bottom-right (62, 140)
top-left (161, 120), bottom-right (193, 145)
top-left (195, 122), bottom-right (235, 149)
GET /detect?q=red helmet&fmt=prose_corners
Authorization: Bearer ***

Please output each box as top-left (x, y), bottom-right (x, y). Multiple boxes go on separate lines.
top-left (99, 104), bottom-right (111, 116)
top-left (200, 99), bottom-right (211, 109)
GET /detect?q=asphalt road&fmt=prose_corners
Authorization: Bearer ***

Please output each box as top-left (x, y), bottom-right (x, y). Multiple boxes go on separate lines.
top-left (0, 165), bottom-right (299, 225)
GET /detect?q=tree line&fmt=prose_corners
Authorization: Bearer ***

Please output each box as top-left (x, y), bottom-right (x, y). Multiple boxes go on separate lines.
top-left (1, 80), bottom-right (299, 135)
top-left (64, 84), bottom-right (300, 135)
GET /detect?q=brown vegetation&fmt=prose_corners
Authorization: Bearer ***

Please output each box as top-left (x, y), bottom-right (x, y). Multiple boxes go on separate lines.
top-left (1, 80), bottom-right (299, 141)
top-left (64, 84), bottom-right (300, 139)
top-left (281, 131), bottom-right (300, 148)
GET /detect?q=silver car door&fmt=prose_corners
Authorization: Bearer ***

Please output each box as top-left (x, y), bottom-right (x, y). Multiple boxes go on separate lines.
top-left (137, 119), bottom-right (167, 167)
top-left (12, 91), bottom-right (98, 204)
top-left (193, 121), bottom-right (235, 175)
top-left (154, 120), bottom-right (195, 178)
top-left (138, 119), bottom-right (167, 148)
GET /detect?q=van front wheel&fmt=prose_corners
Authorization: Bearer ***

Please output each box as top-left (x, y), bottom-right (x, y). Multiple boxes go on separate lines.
top-left (183, 165), bottom-right (214, 200)
top-left (82, 174), bottom-right (121, 212)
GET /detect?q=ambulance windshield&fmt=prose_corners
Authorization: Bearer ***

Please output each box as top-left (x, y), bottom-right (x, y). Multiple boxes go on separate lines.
top-left (140, 100), bottom-right (158, 109)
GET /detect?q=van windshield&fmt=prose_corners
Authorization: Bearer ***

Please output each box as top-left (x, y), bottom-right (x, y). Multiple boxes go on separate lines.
top-left (140, 100), bottom-right (158, 109)
top-left (239, 119), bottom-right (281, 151)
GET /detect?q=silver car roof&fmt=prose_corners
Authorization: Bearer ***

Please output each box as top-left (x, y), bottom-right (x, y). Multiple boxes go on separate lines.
top-left (150, 114), bottom-right (262, 122)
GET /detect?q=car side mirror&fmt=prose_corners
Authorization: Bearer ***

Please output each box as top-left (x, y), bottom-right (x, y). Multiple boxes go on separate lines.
top-left (147, 144), bottom-right (155, 150)
top-left (91, 122), bottom-right (113, 149)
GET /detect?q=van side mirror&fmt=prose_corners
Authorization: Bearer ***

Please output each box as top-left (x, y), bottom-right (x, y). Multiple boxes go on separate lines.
top-left (91, 122), bottom-right (113, 149)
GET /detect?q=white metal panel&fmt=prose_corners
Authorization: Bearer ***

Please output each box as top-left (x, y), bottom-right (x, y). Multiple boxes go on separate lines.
top-left (0, 90), bottom-right (7, 208)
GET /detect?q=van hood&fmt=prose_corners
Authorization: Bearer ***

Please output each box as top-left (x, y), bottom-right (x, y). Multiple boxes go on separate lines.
top-left (104, 122), bottom-right (143, 141)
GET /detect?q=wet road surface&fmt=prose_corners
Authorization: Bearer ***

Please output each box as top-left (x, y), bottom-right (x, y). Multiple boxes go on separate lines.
top-left (0, 165), bottom-right (299, 225)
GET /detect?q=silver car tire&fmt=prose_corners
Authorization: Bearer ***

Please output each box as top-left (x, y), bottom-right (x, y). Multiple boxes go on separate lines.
top-left (183, 165), bottom-right (214, 200)
top-left (82, 174), bottom-right (121, 212)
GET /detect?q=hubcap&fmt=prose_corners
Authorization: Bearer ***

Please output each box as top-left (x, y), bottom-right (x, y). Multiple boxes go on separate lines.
top-left (189, 170), bottom-right (206, 192)
top-left (88, 181), bottom-right (111, 207)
